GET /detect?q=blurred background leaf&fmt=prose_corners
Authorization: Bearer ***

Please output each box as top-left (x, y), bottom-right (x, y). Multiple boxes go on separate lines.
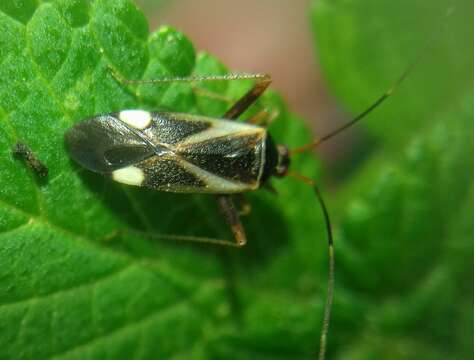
top-left (135, 0), bottom-right (170, 13)
top-left (312, 0), bottom-right (474, 359)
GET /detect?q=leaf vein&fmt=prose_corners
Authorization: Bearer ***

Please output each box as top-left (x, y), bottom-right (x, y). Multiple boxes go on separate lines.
top-left (0, 264), bottom-right (131, 309)
top-left (48, 298), bottom-right (188, 360)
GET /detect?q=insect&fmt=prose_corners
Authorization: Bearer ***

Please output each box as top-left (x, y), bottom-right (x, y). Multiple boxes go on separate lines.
top-left (12, 141), bottom-right (49, 179)
top-left (65, 61), bottom-right (417, 359)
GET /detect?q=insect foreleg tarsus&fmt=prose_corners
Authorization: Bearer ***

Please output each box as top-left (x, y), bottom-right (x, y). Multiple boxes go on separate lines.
top-left (108, 65), bottom-right (269, 88)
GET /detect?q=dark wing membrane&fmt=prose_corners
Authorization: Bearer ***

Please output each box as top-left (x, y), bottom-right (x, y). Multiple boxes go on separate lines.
top-left (144, 113), bottom-right (212, 145)
top-left (178, 132), bottom-right (265, 185)
top-left (137, 156), bottom-right (205, 190)
top-left (103, 144), bottom-right (153, 169)
top-left (65, 115), bottom-right (155, 173)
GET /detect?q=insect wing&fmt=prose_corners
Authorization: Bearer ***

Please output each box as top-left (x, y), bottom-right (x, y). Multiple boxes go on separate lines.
top-left (65, 114), bottom-right (155, 173)
top-left (66, 111), bottom-right (267, 193)
top-left (135, 113), bottom-right (267, 193)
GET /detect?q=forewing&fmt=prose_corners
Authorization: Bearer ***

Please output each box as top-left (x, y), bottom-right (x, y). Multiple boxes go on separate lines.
top-left (143, 114), bottom-right (266, 193)
top-left (65, 115), bottom-right (155, 173)
top-left (143, 112), bottom-right (212, 145)
top-left (179, 133), bottom-right (264, 184)
top-left (65, 112), bottom-right (266, 193)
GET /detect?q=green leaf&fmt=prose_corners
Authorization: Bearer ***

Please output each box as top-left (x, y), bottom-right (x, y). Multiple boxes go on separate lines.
top-left (0, 1), bottom-right (327, 359)
top-left (333, 94), bottom-right (474, 360)
top-left (312, 0), bottom-right (474, 359)
top-left (312, 0), bottom-right (474, 148)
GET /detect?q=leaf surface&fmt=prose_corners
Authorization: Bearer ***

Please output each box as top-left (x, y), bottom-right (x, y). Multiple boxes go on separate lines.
top-left (0, 1), bottom-right (327, 359)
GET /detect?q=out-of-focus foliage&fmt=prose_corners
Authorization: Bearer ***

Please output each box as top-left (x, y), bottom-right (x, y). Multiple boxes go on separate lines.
top-left (312, 0), bottom-right (474, 358)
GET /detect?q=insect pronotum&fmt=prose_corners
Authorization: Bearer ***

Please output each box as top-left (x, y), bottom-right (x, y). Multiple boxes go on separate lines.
top-left (65, 55), bottom-right (420, 359)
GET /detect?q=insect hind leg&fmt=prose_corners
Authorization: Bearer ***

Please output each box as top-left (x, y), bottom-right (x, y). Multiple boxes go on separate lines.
top-left (108, 65), bottom-right (271, 121)
top-left (143, 233), bottom-right (245, 247)
top-left (106, 195), bottom-right (247, 248)
top-left (109, 65), bottom-right (268, 89)
top-left (109, 228), bottom-right (246, 248)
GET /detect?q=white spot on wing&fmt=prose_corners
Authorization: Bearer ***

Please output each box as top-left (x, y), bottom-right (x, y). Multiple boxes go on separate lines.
top-left (119, 110), bottom-right (152, 129)
top-left (112, 166), bottom-right (145, 186)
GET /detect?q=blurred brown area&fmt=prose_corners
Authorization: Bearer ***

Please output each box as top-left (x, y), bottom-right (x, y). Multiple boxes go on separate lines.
top-left (138, 0), bottom-right (357, 174)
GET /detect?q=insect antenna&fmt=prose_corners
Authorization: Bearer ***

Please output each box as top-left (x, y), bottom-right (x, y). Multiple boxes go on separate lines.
top-left (288, 171), bottom-right (334, 360)
top-left (289, 58), bottom-right (419, 155)
top-left (290, 5), bottom-right (454, 156)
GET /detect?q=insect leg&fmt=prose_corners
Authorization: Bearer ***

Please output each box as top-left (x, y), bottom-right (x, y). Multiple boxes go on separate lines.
top-left (223, 75), bottom-right (272, 119)
top-left (106, 196), bottom-right (247, 248)
top-left (108, 65), bottom-right (271, 121)
top-left (109, 66), bottom-right (268, 87)
top-left (215, 195), bottom-right (247, 246)
top-left (109, 230), bottom-right (247, 248)
top-left (287, 172), bottom-right (334, 360)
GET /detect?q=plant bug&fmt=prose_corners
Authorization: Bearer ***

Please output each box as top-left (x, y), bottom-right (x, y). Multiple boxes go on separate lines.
top-left (65, 55), bottom-right (419, 358)
top-left (12, 141), bottom-right (48, 179)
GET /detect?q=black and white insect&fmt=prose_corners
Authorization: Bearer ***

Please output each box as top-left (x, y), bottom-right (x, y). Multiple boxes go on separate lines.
top-left (65, 64), bottom-right (415, 359)
top-left (12, 141), bottom-right (49, 179)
